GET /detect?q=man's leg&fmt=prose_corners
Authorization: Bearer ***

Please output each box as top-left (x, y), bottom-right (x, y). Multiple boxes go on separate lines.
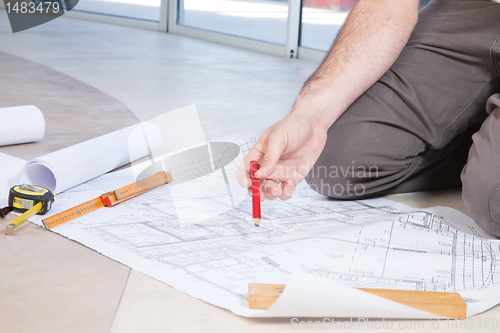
top-left (306, 0), bottom-right (500, 199)
top-left (462, 95), bottom-right (500, 238)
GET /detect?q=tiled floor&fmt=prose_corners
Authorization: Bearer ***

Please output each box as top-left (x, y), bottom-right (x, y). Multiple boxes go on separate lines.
top-left (0, 10), bottom-right (317, 139)
top-left (0, 10), bottom-right (498, 332)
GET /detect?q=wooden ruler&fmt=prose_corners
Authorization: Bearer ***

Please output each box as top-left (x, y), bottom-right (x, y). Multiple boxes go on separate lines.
top-left (41, 171), bottom-right (173, 230)
top-left (248, 283), bottom-right (467, 319)
top-left (41, 196), bottom-right (106, 230)
top-left (114, 172), bottom-right (173, 200)
top-left (101, 189), bottom-right (148, 207)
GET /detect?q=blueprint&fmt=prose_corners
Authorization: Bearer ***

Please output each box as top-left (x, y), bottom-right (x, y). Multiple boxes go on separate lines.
top-left (0, 152), bottom-right (25, 207)
top-left (28, 130), bottom-right (500, 318)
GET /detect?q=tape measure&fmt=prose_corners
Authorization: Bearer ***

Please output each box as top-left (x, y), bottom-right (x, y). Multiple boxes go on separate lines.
top-left (9, 184), bottom-right (54, 215)
top-left (5, 184), bottom-right (55, 236)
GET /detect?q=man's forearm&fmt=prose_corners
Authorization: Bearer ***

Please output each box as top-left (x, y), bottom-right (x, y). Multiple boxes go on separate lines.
top-left (293, 0), bottom-right (419, 130)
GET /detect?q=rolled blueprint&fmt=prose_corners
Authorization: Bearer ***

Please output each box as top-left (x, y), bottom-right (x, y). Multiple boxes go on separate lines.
top-left (20, 122), bottom-right (162, 193)
top-left (0, 105), bottom-right (45, 146)
top-left (0, 153), bottom-right (26, 206)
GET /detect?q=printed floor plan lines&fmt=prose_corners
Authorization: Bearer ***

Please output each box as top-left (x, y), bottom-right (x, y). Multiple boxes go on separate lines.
top-left (30, 130), bottom-right (500, 317)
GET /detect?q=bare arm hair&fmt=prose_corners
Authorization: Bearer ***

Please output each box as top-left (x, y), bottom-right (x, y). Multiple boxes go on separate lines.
top-left (293, 0), bottom-right (419, 131)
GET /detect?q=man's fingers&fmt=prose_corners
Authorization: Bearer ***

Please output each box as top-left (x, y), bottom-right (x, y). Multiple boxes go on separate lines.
top-left (248, 178), bottom-right (295, 201)
top-left (236, 163), bottom-right (251, 189)
top-left (279, 180), bottom-right (296, 201)
top-left (236, 144), bottom-right (265, 188)
top-left (261, 179), bottom-right (281, 201)
top-left (255, 129), bottom-right (287, 179)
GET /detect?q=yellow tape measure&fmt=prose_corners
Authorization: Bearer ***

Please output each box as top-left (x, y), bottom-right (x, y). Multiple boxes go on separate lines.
top-left (9, 184), bottom-right (55, 214)
top-left (5, 184), bottom-right (55, 236)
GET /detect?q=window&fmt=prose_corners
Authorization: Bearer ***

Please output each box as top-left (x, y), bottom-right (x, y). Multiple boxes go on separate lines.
top-left (300, 0), bottom-right (356, 51)
top-left (177, 0), bottom-right (289, 45)
top-left (75, 0), bottom-right (161, 22)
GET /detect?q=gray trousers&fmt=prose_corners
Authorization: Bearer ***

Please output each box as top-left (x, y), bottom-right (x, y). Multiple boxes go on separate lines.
top-left (305, 0), bottom-right (500, 237)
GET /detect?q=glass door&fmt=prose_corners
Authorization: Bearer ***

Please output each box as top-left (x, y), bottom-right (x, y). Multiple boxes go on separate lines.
top-left (75, 0), bottom-right (162, 21)
top-left (177, 0), bottom-right (289, 45)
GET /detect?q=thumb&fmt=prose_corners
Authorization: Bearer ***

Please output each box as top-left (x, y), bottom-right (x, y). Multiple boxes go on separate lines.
top-left (255, 129), bottom-right (287, 179)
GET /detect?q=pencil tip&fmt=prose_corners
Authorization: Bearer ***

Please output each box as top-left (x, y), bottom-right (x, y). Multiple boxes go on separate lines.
top-left (253, 218), bottom-right (261, 226)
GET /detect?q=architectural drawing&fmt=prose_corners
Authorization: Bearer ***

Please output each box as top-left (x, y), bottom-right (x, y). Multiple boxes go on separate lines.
top-left (31, 130), bottom-right (500, 317)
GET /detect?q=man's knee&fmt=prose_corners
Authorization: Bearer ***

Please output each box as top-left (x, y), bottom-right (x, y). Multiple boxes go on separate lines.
top-left (304, 86), bottom-right (429, 200)
top-left (462, 165), bottom-right (500, 238)
top-left (305, 162), bottom-right (378, 199)
top-left (462, 101), bottom-right (500, 238)
top-left (305, 131), bottom-right (385, 200)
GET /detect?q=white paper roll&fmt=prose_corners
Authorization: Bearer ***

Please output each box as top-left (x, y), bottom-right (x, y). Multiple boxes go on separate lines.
top-left (20, 122), bottom-right (162, 193)
top-left (0, 105), bottom-right (45, 146)
top-left (0, 153), bottom-right (26, 206)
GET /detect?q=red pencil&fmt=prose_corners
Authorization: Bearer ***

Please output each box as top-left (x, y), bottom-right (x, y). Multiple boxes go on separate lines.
top-left (250, 161), bottom-right (261, 226)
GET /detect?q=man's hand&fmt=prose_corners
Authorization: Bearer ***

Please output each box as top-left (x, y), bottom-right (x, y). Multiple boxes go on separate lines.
top-left (237, 112), bottom-right (327, 200)
top-left (237, 0), bottom-right (419, 201)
